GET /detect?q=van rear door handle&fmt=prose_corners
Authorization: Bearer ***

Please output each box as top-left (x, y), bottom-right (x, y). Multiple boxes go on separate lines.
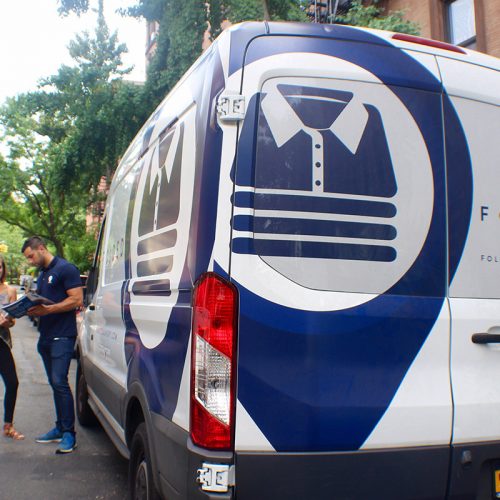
top-left (88, 303), bottom-right (95, 311)
top-left (472, 333), bottom-right (500, 344)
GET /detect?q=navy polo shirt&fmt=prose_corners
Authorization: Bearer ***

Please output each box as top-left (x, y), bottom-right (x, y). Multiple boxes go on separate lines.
top-left (37, 256), bottom-right (82, 339)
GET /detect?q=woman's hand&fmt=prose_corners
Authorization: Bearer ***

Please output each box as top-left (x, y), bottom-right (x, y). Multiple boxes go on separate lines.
top-left (0, 313), bottom-right (14, 328)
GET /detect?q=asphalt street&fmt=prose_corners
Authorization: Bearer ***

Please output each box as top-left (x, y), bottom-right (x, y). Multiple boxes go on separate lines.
top-left (0, 316), bottom-right (129, 500)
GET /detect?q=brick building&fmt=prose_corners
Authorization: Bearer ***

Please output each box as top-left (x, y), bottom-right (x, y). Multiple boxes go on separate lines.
top-left (379, 0), bottom-right (500, 58)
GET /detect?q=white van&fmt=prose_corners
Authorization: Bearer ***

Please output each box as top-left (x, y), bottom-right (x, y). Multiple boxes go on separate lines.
top-left (76, 21), bottom-right (500, 499)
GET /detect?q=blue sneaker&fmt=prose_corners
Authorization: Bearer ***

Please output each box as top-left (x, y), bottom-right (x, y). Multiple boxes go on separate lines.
top-left (56, 432), bottom-right (77, 454)
top-left (36, 427), bottom-right (63, 443)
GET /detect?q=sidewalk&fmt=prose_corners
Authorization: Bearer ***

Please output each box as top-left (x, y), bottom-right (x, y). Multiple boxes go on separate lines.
top-left (0, 317), bottom-right (128, 499)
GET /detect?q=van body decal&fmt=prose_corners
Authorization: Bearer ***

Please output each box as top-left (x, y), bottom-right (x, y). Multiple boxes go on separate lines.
top-left (235, 81), bottom-right (444, 295)
top-left (122, 47), bottom-right (226, 420)
top-left (232, 33), bottom-right (472, 451)
top-left (235, 281), bottom-right (445, 451)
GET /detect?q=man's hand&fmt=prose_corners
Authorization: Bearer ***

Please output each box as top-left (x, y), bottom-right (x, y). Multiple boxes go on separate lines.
top-left (27, 304), bottom-right (53, 317)
top-left (28, 287), bottom-right (83, 317)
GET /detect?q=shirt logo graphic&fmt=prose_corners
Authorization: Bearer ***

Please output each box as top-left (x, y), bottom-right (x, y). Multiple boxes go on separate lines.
top-left (232, 77), bottom-right (434, 294)
top-left (131, 123), bottom-right (184, 295)
top-left (128, 105), bottom-right (197, 348)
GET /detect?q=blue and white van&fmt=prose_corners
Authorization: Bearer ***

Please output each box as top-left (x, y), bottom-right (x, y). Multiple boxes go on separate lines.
top-left (76, 21), bottom-right (500, 499)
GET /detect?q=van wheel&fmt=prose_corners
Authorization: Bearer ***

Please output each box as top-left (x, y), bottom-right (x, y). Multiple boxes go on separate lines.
top-left (129, 423), bottom-right (160, 500)
top-left (76, 364), bottom-right (97, 427)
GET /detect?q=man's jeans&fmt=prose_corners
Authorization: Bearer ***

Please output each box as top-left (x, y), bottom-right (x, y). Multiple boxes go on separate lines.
top-left (37, 337), bottom-right (76, 434)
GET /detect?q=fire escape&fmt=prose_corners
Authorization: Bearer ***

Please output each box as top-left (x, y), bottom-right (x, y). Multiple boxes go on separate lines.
top-left (306, 0), bottom-right (353, 23)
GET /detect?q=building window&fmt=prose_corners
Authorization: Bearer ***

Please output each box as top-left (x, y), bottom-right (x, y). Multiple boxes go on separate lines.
top-left (446, 0), bottom-right (476, 47)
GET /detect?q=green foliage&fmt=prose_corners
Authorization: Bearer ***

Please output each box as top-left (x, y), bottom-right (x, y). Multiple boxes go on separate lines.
top-left (64, 230), bottom-right (98, 272)
top-left (128, 1), bottom-right (307, 101)
top-left (267, 0), bottom-right (308, 21)
top-left (40, 7), bottom-right (148, 192)
top-left (57, 0), bottom-right (90, 16)
top-left (207, 0), bottom-right (225, 39)
top-left (137, 0), bottom-right (207, 103)
top-left (0, 2), bottom-right (146, 264)
top-left (0, 220), bottom-right (27, 283)
top-left (124, 0), bottom-right (164, 20)
top-left (336, 0), bottom-right (419, 35)
top-left (128, 0), bottom-right (415, 108)
top-left (0, 96), bottom-right (90, 258)
top-left (224, 0), bottom-right (265, 23)
top-left (208, 0), bottom-right (307, 27)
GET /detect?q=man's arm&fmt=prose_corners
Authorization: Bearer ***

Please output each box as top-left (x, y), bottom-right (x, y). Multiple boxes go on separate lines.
top-left (28, 287), bottom-right (83, 317)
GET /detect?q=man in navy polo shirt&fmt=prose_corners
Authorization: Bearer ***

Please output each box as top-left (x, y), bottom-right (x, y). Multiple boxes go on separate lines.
top-left (22, 236), bottom-right (83, 454)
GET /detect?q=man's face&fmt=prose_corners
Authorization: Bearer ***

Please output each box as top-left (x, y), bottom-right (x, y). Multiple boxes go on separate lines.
top-left (23, 246), bottom-right (45, 268)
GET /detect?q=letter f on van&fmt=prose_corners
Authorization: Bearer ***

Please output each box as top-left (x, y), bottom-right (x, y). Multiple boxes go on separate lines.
top-left (481, 206), bottom-right (489, 221)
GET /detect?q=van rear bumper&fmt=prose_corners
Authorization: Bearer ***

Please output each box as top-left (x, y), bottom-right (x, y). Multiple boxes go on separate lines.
top-left (152, 412), bottom-right (234, 500)
top-left (235, 446), bottom-right (450, 500)
top-left (152, 409), bottom-right (500, 499)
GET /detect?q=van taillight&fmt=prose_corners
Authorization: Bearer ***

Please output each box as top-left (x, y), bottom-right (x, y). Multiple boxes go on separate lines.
top-left (190, 273), bottom-right (238, 450)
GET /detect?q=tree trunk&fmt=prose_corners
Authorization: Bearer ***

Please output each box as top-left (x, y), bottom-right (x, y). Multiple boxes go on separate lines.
top-left (53, 238), bottom-right (65, 259)
top-left (262, 0), bottom-right (271, 20)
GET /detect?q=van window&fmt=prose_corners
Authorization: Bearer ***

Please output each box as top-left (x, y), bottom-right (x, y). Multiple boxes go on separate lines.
top-left (133, 123), bottom-right (183, 280)
top-left (102, 161), bottom-right (141, 286)
top-left (234, 76), bottom-right (446, 296)
top-left (85, 217), bottom-right (105, 305)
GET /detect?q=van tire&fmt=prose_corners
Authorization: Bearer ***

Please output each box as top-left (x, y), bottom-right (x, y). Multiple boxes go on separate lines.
top-left (76, 364), bottom-right (97, 427)
top-left (129, 423), bottom-right (160, 500)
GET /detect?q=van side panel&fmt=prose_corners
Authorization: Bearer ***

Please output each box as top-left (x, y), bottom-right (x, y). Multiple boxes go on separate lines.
top-left (86, 158), bottom-right (142, 422)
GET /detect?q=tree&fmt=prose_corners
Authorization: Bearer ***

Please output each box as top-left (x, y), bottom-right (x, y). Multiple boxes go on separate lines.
top-left (0, 1), bottom-right (146, 269)
top-left (43, 0), bottom-right (148, 193)
top-left (0, 209), bottom-right (26, 283)
top-left (129, 0), bottom-right (207, 104)
top-left (221, 0), bottom-right (307, 24)
top-left (57, 0), bottom-right (90, 16)
top-left (0, 97), bottom-right (90, 260)
top-left (0, 106), bottom-right (98, 272)
top-left (126, 0), bottom-right (416, 107)
top-left (336, 0), bottom-right (419, 34)
top-left (123, 1), bottom-right (308, 103)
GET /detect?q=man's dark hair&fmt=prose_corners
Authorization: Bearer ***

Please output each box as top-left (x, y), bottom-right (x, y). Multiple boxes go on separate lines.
top-left (21, 236), bottom-right (47, 253)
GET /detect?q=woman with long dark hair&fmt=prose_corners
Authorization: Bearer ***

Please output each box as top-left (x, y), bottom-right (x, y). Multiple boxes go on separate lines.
top-left (0, 256), bottom-right (24, 440)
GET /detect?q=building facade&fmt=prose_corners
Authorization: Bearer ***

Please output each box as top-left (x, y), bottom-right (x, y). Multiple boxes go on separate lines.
top-left (146, 20), bottom-right (160, 66)
top-left (379, 0), bottom-right (500, 58)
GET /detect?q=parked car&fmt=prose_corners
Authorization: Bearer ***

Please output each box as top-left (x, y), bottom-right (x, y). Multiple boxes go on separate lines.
top-left (19, 274), bottom-right (32, 292)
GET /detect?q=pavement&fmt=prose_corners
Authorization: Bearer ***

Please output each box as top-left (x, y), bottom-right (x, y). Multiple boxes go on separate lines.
top-left (0, 316), bottom-right (129, 500)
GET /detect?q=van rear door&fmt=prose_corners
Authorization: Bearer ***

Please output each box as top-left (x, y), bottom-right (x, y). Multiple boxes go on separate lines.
top-left (440, 57), bottom-right (500, 498)
top-left (230, 33), bottom-right (451, 499)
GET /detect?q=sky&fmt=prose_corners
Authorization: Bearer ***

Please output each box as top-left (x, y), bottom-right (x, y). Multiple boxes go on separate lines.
top-left (0, 0), bottom-right (146, 105)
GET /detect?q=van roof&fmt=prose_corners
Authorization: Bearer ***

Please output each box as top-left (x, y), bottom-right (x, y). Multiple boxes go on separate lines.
top-left (224, 21), bottom-right (500, 71)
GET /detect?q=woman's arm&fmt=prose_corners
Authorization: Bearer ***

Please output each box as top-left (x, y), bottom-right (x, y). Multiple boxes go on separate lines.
top-left (2, 285), bottom-right (17, 327)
